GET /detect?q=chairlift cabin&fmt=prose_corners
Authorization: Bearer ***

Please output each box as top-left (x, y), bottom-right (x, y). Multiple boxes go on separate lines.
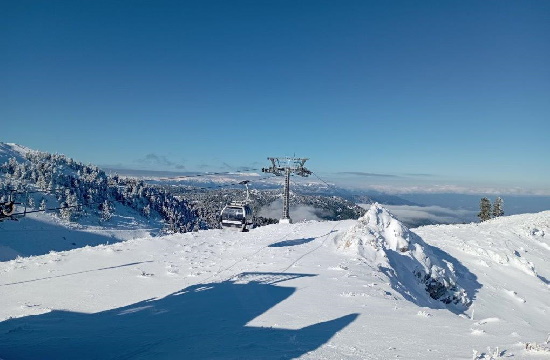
top-left (220, 202), bottom-right (253, 231)
top-left (220, 180), bottom-right (254, 232)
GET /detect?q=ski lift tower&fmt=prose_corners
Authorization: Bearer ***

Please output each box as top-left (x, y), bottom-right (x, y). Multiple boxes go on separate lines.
top-left (262, 157), bottom-right (311, 224)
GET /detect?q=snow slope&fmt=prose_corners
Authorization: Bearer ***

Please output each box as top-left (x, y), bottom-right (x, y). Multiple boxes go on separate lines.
top-left (0, 210), bottom-right (162, 261)
top-left (1, 207), bottom-right (549, 359)
top-left (0, 143), bottom-right (32, 164)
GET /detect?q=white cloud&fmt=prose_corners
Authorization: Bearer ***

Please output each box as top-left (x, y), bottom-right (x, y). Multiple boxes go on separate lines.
top-left (354, 184), bottom-right (550, 196)
top-left (258, 200), bottom-right (327, 222)
top-left (383, 205), bottom-right (477, 226)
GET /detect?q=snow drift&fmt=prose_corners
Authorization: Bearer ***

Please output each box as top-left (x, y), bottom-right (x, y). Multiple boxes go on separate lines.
top-left (337, 203), bottom-right (471, 308)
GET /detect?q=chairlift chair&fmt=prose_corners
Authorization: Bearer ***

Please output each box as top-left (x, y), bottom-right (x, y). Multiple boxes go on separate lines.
top-left (0, 191), bottom-right (24, 221)
top-left (1, 201), bottom-right (16, 217)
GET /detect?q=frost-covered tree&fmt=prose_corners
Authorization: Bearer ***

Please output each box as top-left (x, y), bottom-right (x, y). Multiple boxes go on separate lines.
top-left (27, 196), bottom-right (35, 209)
top-left (59, 202), bottom-right (71, 220)
top-left (100, 200), bottom-right (113, 222)
top-left (492, 197), bottom-right (504, 218)
top-left (59, 190), bottom-right (81, 221)
top-left (478, 197), bottom-right (492, 222)
top-left (143, 204), bottom-right (151, 218)
top-left (39, 198), bottom-right (47, 211)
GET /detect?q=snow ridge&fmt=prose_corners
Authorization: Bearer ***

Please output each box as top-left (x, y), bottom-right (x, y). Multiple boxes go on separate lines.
top-left (0, 142), bottom-right (34, 164)
top-left (338, 203), bottom-right (471, 308)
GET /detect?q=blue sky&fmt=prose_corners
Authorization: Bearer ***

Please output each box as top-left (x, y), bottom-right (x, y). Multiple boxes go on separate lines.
top-left (2, 1), bottom-right (549, 194)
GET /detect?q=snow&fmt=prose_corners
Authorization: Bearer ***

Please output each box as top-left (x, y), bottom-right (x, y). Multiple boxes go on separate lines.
top-left (337, 203), bottom-right (471, 308)
top-left (1, 205), bottom-right (550, 359)
top-left (0, 143), bottom-right (33, 164)
top-left (0, 204), bottom-right (163, 262)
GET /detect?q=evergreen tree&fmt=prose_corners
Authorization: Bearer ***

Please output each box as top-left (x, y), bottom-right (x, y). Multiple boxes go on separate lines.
top-left (27, 196), bottom-right (35, 209)
top-left (39, 198), bottom-right (47, 211)
top-left (100, 200), bottom-right (113, 222)
top-left (60, 190), bottom-right (80, 221)
top-left (143, 204), bottom-right (151, 218)
top-left (478, 197), bottom-right (492, 222)
top-left (59, 202), bottom-right (71, 220)
top-left (492, 197), bottom-right (504, 218)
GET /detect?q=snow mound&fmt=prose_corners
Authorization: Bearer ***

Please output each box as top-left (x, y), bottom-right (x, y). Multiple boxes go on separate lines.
top-left (418, 211), bottom-right (550, 280)
top-left (338, 203), bottom-right (471, 308)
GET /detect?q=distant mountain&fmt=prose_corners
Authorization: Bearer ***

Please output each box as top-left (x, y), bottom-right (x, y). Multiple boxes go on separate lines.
top-left (141, 170), bottom-right (420, 207)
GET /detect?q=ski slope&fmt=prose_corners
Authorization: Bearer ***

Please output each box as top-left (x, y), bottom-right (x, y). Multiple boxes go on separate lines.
top-left (1, 207), bottom-right (549, 359)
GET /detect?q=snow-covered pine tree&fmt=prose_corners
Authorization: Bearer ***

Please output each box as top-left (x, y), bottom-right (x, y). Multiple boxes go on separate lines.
top-left (478, 197), bottom-right (492, 222)
top-left (27, 196), bottom-right (35, 209)
top-left (143, 204), bottom-right (151, 218)
top-left (100, 199), bottom-right (113, 222)
top-left (39, 198), bottom-right (47, 211)
top-left (59, 189), bottom-right (80, 221)
top-left (492, 197), bottom-right (504, 218)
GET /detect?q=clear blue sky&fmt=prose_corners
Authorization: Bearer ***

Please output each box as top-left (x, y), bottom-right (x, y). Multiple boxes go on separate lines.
top-left (2, 1), bottom-right (549, 193)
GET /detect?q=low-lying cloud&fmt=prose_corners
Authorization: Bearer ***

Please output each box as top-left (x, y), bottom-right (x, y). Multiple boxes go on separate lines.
top-left (386, 205), bottom-right (477, 227)
top-left (258, 200), bottom-right (330, 222)
top-left (358, 203), bottom-right (477, 228)
top-left (337, 172), bottom-right (399, 178)
top-left (358, 184), bottom-right (550, 196)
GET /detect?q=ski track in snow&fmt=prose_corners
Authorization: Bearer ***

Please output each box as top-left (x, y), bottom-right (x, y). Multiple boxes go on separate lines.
top-left (1, 210), bottom-right (550, 359)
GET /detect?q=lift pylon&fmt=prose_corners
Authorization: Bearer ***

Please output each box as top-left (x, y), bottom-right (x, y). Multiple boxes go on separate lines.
top-left (262, 157), bottom-right (311, 224)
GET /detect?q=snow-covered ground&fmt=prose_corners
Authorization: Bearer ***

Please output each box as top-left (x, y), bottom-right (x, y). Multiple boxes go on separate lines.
top-left (1, 207), bottom-right (549, 359)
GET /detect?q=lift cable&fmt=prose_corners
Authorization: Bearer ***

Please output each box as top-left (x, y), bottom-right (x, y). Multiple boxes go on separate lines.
top-left (310, 171), bottom-right (340, 192)
top-left (0, 201), bottom-right (99, 222)
top-left (170, 175), bottom-right (277, 192)
top-left (141, 169), bottom-right (261, 181)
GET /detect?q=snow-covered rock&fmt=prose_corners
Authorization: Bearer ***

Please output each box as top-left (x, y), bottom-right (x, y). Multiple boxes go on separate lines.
top-left (338, 203), bottom-right (471, 308)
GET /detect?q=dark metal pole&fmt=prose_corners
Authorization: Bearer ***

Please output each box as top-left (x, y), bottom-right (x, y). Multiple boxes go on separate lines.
top-left (282, 167), bottom-right (291, 223)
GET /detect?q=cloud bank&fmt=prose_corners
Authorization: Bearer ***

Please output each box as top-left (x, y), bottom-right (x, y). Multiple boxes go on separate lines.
top-left (358, 203), bottom-right (477, 228)
top-left (258, 200), bottom-right (330, 222)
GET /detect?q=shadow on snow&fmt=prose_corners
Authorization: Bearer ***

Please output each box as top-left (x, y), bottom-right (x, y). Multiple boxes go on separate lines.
top-left (381, 242), bottom-right (482, 315)
top-left (0, 272), bottom-right (358, 360)
top-left (269, 230), bottom-right (337, 248)
top-left (0, 217), bottom-right (148, 261)
top-left (269, 237), bottom-right (316, 248)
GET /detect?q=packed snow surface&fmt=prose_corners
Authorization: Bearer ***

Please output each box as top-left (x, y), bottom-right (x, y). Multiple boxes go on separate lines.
top-left (1, 206), bottom-right (549, 359)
